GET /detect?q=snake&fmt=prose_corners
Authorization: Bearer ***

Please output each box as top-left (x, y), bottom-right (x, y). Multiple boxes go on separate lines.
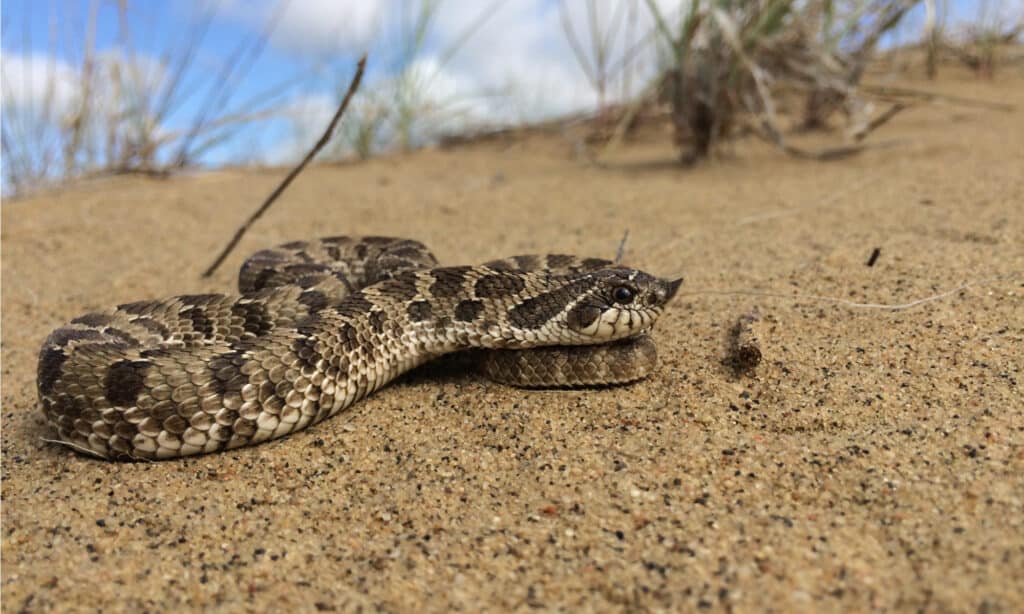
top-left (36, 236), bottom-right (682, 460)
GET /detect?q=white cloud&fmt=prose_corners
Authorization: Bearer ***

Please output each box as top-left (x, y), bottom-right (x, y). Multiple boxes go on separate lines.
top-left (231, 0), bottom-right (692, 127)
top-left (1, 52), bottom-right (80, 113)
top-left (2, 46), bottom-right (186, 184)
top-left (414, 0), bottom-right (691, 121)
top-left (228, 0), bottom-right (387, 56)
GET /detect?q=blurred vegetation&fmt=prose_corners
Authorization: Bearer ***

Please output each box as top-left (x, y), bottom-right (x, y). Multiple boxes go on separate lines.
top-left (641, 0), bottom-right (920, 163)
top-left (923, 0), bottom-right (1023, 79)
top-left (2, 0), bottom-right (1020, 195)
top-left (1, 1), bottom-right (296, 195)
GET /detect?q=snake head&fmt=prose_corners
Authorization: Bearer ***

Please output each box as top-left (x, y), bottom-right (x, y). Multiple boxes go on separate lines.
top-left (563, 268), bottom-right (682, 342)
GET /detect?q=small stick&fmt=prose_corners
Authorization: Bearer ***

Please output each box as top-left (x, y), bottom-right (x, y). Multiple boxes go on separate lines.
top-left (682, 273), bottom-right (1018, 311)
top-left (40, 437), bottom-right (108, 459)
top-left (727, 308), bottom-right (762, 374)
top-left (202, 54), bottom-right (367, 278)
top-left (614, 229), bottom-right (630, 264)
top-left (863, 85), bottom-right (1015, 112)
top-left (853, 103), bottom-right (908, 143)
top-left (755, 120), bottom-right (897, 161)
top-left (866, 247), bottom-right (881, 267)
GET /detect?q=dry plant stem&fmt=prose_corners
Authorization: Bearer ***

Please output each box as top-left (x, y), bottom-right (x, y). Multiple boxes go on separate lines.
top-left (854, 103), bottom-right (908, 142)
top-left (728, 308), bottom-right (763, 373)
top-left (863, 85), bottom-right (1015, 111)
top-left (614, 229), bottom-right (630, 264)
top-left (201, 55), bottom-right (367, 278)
top-left (752, 114), bottom-right (905, 161)
top-left (753, 118), bottom-right (866, 161)
top-left (682, 273), bottom-right (1020, 311)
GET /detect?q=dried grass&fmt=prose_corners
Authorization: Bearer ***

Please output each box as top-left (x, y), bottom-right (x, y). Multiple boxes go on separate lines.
top-left (640, 0), bottom-right (920, 164)
top-left (1, 2), bottom-right (292, 196)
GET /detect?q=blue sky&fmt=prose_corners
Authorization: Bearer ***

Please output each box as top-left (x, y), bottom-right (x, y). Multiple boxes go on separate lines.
top-left (1, 0), bottom-right (1013, 174)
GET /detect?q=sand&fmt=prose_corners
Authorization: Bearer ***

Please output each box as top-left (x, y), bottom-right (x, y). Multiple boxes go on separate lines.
top-left (2, 70), bottom-right (1022, 612)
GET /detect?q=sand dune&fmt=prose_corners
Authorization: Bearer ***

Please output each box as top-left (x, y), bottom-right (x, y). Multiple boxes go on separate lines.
top-left (2, 72), bottom-right (1022, 611)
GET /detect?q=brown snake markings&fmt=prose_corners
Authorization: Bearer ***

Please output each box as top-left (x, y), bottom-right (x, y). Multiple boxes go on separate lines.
top-left (37, 236), bottom-right (681, 460)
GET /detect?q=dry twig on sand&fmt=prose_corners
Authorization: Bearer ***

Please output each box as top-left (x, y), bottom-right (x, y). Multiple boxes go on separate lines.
top-left (726, 308), bottom-right (763, 374)
top-left (202, 55), bottom-right (367, 278)
top-left (862, 85), bottom-right (1016, 112)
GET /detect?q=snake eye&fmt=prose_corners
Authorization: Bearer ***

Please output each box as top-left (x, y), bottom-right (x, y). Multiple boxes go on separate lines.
top-left (612, 286), bottom-right (634, 304)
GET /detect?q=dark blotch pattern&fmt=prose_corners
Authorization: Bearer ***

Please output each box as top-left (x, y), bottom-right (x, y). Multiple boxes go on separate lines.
top-left (546, 254), bottom-right (577, 269)
top-left (513, 255), bottom-right (541, 270)
top-left (47, 328), bottom-right (105, 347)
top-left (297, 290), bottom-right (329, 312)
top-left (70, 313), bottom-right (116, 327)
top-left (117, 299), bottom-right (164, 315)
top-left (582, 258), bottom-right (612, 270)
top-left (329, 271), bottom-right (356, 293)
top-left (508, 280), bottom-right (590, 329)
top-left (209, 351), bottom-right (248, 396)
top-left (179, 294), bottom-right (222, 306)
top-left (296, 276), bottom-right (324, 290)
top-left (132, 317), bottom-right (170, 338)
top-left (454, 299), bottom-right (484, 322)
top-left (393, 245), bottom-right (427, 259)
top-left (292, 336), bottom-right (323, 372)
top-left (104, 360), bottom-right (151, 407)
top-left (338, 323), bottom-right (361, 353)
top-left (37, 347), bottom-right (68, 396)
top-left (430, 266), bottom-right (472, 298)
top-left (407, 300), bottom-right (433, 322)
top-left (251, 269), bottom-right (277, 292)
top-left (104, 328), bottom-right (140, 346)
top-left (182, 307), bottom-right (215, 337)
top-left (377, 272), bottom-right (419, 302)
top-left (139, 348), bottom-right (174, 359)
top-left (475, 273), bottom-right (526, 298)
top-left (333, 292), bottom-right (375, 319)
top-left (232, 301), bottom-right (274, 336)
top-left (369, 311), bottom-right (388, 334)
top-left (482, 259), bottom-right (515, 271)
top-left (567, 303), bottom-right (602, 331)
top-left (284, 263), bottom-right (331, 282)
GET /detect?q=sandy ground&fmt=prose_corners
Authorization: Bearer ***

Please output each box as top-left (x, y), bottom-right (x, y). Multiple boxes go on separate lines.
top-left (3, 70), bottom-right (1023, 612)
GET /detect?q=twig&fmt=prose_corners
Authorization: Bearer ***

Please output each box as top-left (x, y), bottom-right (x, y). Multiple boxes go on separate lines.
top-left (726, 307), bottom-right (763, 374)
top-left (201, 54), bottom-right (367, 278)
top-left (614, 229), bottom-right (630, 264)
top-left (863, 85), bottom-right (1016, 112)
top-left (40, 437), bottom-right (107, 459)
top-left (681, 273), bottom-right (1019, 311)
top-left (853, 103), bottom-right (908, 143)
top-left (753, 111), bottom-right (906, 162)
top-left (866, 248), bottom-right (881, 267)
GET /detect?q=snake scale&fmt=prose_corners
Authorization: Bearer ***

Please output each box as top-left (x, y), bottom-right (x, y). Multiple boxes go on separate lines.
top-left (37, 236), bottom-right (681, 460)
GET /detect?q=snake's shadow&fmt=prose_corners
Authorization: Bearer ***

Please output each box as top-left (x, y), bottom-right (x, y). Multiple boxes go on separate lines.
top-left (395, 351), bottom-right (482, 387)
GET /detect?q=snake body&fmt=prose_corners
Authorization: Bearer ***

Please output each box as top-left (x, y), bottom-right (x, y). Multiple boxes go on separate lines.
top-left (37, 237), bottom-right (680, 460)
